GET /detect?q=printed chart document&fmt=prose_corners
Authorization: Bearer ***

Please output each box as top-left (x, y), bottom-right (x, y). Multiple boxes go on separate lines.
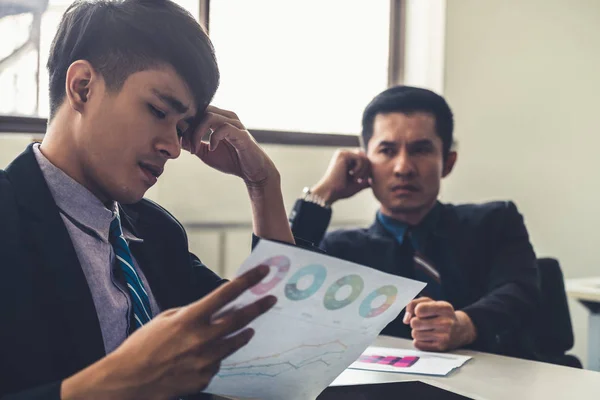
top-left (204, 240), bottom-right (426, 400)
top-left (349, 346), bottom-right (472, 376)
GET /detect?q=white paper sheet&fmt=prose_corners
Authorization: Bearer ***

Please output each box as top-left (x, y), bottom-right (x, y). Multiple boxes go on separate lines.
top-left (204, 240), bottom-right (426, 400)
top-left (349, 346), bottom-right (472, 376)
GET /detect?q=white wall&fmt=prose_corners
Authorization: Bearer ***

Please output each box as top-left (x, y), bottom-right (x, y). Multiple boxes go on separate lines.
top-left (442, 0), bottom-right (600, 367)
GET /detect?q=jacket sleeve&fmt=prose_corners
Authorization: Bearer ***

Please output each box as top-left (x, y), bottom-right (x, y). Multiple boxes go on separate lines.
top-left (461, 201), bottom-right (541, 354)
top-left (1, 173), bottom-right (63, 400)
top-left (1, 382), bottom-right (61, 400)
top-left (189, 252), bottom-right (229, 295)
top-left (288, 199), bottom-right (332, 247)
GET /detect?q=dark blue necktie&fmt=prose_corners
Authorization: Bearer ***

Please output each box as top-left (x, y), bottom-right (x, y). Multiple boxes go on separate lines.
top-left (406, 231), bottom-right (443, 299)
top-left (378, 212), bottom-right (443, 299)
top-left (109, 214), bottom-right (152, 332)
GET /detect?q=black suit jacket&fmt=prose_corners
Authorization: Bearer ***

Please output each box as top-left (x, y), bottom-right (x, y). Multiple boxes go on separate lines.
top-left (0, 146), bottom-right (228, 399)
top-left (289, 200), bottom-right (542, 359)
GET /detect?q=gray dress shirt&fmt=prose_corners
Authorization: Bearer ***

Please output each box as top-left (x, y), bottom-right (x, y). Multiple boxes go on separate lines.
top-left (33, 144), bottom-right (161, 354)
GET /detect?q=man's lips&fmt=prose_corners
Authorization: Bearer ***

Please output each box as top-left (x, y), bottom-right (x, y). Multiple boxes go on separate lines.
top-left (139, 162), bottom-right (164, 186)
top-left (139, 162), bottom-right (164, 178)
top-left (390, 184), bottom-right (420, 193)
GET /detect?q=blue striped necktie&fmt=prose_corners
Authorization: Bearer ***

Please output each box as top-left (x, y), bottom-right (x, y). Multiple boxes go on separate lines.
top-left (109, 214), bottom-right (152, 332)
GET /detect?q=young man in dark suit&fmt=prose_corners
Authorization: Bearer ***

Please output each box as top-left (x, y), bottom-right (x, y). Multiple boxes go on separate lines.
top-left (289, 86), bottom-right (541, 359)
top-left (0, 1), bottom-right (293, 399)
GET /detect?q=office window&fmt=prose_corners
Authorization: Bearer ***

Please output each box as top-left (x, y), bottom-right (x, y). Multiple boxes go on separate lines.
top-left (0, 0), bottom-right (199, 118)
top-left (209, 0), bottom-right (390, 135)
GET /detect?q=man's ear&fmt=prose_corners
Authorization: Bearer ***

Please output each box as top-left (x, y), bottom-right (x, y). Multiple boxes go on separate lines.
top-left (442, 151), bottom-right (457, 178)
top-left (64, 60), bottom-right (99, 114)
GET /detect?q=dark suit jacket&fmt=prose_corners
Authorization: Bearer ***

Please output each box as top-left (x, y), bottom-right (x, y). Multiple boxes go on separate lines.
top-left (289, 200), bottom-right (542, 359)
top-left (0, 146), bottom-right (229, 399)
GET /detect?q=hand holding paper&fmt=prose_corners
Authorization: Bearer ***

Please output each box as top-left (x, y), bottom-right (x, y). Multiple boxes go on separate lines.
top-left (204, 240), bottom-right (425, 400)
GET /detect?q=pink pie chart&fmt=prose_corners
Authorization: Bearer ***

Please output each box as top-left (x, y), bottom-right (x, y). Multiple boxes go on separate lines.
top-left (250, 255), bottom-right (291, 295)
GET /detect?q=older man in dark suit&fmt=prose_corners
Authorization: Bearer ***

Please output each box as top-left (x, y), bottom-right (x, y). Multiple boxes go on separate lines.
top-left (289, 86), bottom-right (541, 359)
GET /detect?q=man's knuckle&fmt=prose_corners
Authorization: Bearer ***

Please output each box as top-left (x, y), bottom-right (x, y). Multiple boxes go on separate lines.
top-left (441, 301), bottom-right (454, 310)
top-left (191, 332), bottom-right (209, 350)
top-left (224, 122), bottom-right (238, 130)
top-left (173, 315), bottom-right (190, 333)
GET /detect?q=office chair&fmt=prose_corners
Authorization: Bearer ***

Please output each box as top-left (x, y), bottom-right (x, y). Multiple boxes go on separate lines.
top-left (534, 257), bottom-right (582, 368)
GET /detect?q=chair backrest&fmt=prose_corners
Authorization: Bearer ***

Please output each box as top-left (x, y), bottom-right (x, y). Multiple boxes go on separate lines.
top-left (534, 258), bottom-right (575, 355)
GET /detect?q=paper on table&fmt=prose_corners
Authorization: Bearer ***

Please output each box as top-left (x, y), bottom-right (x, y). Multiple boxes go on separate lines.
top-left (204, 240), bottom-right (426, 400)
top-left (349, 346), bottom-right (472, 376)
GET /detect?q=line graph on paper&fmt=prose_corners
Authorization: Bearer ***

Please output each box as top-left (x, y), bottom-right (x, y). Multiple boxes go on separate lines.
top-left (217, 340), bottom-right (349, 379)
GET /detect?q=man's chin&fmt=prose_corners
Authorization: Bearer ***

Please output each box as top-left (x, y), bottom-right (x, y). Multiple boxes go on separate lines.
top-left (111, 188), bottom-right (146, 205)
top-left (385, 200), bottom-right (429, 215)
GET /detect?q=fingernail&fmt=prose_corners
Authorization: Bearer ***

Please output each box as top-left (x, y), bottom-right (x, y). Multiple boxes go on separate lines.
top-left (403, 312), bottom-right (411, 324)
top-left (349, 170), bottom-right (354, 176)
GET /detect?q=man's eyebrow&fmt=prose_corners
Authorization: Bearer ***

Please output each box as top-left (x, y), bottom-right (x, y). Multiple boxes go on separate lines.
top-left (151, 88), bottom-right (196, 126)
top-left (408, 139), bottom-right (435, 146)
top-left (377, 140), bottom-right (398, 147)
top-left (151, 88), bottom-right (189, 114)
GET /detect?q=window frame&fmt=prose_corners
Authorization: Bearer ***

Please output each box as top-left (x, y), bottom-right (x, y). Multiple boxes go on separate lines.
top-left (0, 0), bottom-right (405, 147)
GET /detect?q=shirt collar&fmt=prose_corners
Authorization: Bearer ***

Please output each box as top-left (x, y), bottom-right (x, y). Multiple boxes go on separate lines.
top-left (376, 202), bottom-right (443, 250)
top-left (33, 143), bottom-right (142, 243)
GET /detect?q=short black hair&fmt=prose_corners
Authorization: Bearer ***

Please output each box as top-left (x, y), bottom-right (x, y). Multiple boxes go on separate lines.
top-left (361, 86), bottom-right (454, 157)
top-left (47, 0), bottom-right (219, 120)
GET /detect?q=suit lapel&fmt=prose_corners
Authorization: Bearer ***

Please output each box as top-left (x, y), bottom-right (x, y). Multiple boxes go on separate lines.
top-left (425, 204), bottom-right (472, 303)
top-left (5, 146), bottom-right (105, 370)
top-left (367, 219), bottom-right (403, 275)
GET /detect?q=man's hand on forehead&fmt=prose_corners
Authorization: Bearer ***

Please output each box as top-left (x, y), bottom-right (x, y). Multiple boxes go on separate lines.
top-left (181, 105), bottom-right (278, 186)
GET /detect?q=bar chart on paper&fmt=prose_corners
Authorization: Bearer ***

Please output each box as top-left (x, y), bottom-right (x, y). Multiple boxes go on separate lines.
top-left (357, 354), bottom-right (420, 368)
top-left (350, 346), bottom-right (472, 376)
top-left (204, 241), bottom-right (426, 400)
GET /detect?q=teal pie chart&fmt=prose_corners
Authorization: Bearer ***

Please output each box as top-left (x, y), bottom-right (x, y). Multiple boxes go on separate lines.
top-left (359, 285), bottom-right (398, 318)
top-left (284, 264), bottom-right (327, 301)
top-left (323, 274), bottom-right (365, 310)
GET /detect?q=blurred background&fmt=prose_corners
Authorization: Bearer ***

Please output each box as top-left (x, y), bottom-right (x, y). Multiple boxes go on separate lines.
top-left (1, 0), bottom-right (599, 368)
